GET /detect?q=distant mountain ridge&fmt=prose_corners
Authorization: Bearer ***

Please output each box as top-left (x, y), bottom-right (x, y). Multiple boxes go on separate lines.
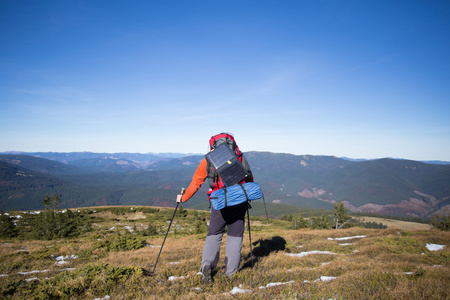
top-left (0, 152), bottom-right (449, 218)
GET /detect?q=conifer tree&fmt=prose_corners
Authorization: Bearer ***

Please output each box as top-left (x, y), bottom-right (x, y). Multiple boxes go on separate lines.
top-left (292, 209), bottom-right (308, 229)
top-left (333, 201), bottom-right (351, 229)
top-left (0, 212), bottom-right (18, 238)
top-left (319, 208), bottom-right (331, 229)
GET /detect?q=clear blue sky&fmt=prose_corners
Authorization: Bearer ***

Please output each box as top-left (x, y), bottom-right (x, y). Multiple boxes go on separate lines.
top-left (1, 0), bottom-right (449, 161)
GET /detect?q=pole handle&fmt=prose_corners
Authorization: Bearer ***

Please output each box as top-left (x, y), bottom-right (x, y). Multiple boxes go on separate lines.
top-left (180, 188), bottom-right (185, 195)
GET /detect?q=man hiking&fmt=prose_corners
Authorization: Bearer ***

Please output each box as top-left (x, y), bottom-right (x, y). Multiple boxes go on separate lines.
top-left (176, 133), bottom-right (254, 283)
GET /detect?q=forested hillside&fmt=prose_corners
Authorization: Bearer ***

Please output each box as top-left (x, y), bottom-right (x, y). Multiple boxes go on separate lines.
top-left (1, 152), bottom-right (449, 218)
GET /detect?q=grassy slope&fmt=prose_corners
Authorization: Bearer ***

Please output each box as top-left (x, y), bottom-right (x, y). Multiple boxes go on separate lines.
top-left (0, 207), bottom-right (448, 299)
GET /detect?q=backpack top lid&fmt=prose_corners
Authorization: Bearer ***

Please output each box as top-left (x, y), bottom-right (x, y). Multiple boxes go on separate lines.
top-left (209, 133), bottom-right (241, 155)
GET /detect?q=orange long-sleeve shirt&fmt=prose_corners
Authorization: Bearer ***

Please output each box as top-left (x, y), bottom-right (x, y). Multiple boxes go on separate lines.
top-left (181, 158), bottom-right (208, 202)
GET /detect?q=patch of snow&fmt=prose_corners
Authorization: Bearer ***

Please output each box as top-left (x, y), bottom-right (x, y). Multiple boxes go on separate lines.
top-left (25, 277), bottom-right (39, 282)
top-left (18, 270), bottom-right (49, 275)
top-left (168, 262), bottom-right (180, 265)
top-left (93, 296), bottom-right (111, 300)
top-left (328, 235), bottom-right (366, 241)
top-left (124, 226), bottom-right (134, 232)
top-left (426, 243), bottom-right (445, 251)
top-left (146, 245), bottom-right (161, 248)
top-left (339, 243), bottom-right (353, 246)
top-left (168, 276), bottom-right (185, 281)
top-left (0, 274), bottom-right (9, 277)
top-left (226, 286), bottom-right (253, 295)
top-left (55, 255), bottom-right (78, 265)
top-left (316, 276), bottom-right (338, 282)
top-left (259, 280), bottom-right (294, 289)
top-left (285, 250), bottom-right (337, 258)
top-left (296, 245), bottom-right (304, 248)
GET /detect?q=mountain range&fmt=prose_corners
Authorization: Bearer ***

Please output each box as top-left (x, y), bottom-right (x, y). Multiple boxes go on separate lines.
top-left (1, 151), bottom-right (449, 218)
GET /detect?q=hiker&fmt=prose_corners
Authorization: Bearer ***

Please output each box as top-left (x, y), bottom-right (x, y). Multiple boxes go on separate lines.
top-left (176, 133), bottom-right (254, 283)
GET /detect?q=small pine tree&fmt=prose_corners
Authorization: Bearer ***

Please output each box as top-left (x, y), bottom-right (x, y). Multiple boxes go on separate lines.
top-left (333, 201), bottom-right (351, 229)
top-left (310, 214), bottom-right (321, 229)
top-left (319, 209), bottom-right (331, 229)
top-left (0, 212), bottom-right (18, 239)
top-left (142, 222), bottom-right (158, 236)
top-left (431, 208), bottom-right (449, 231)
top-left (292, 209), bottom-right (308, 229)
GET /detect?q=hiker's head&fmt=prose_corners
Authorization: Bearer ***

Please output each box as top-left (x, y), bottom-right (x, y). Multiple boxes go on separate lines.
top-left (209, 133), bottom-right (238, 152)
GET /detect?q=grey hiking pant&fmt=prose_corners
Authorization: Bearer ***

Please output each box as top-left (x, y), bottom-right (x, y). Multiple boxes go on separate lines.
top-left (201, 202), bottom-right (247, 277)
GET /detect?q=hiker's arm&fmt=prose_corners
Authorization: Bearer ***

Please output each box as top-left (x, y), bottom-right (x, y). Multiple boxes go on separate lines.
top-left (180, 158), bottom-right (208, 202)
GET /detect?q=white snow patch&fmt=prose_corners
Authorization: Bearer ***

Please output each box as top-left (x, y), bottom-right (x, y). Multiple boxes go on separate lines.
top-left (305, 276), bottom-right (338, 283)
top-left (18, 270), bottom-right (49, 275)
top-left (0, 274), bottom-right (8, 277)
top-left (168, 262), bottom-right (180, 265)
top-left (317, 276), bottom-right (338, 282)
top-left (146, 245), bottom-right (161, 248)
top-left (55, 255), bottom-right (78, 264)
top-left (328, 235), bottom-right (366, 241)
top-left (259, 280), bottom-right (295, 289)
top-left (168, 276), bottom-right (185, 281)
top-left (339, 243), bottom-right (353, 246)
top-left (285, 250), bottom-right (337, 258)
top-left (25, 277), bottom-right (39, 282)
top-left (226, 286), bottom-right (253, 295)
top-left (124, 226), bottom-right (134, 232)
top-left (426, 243), bottom-right (445, 251)
top-left (93, 296), bottom-right (111, 300)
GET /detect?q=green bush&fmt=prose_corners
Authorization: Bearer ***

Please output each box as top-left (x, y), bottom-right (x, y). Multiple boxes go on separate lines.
top-left (96, 234), bottom-right (146, 252)
top-left (9, 263), bottom-right (144, 299)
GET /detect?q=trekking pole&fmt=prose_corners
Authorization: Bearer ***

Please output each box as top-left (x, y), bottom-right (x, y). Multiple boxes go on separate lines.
top-left (149, 188), bottom-right (185, 274)
top-left (246, 204), bottom-right (254, 268)
top-left (262, 193), bottom-right (269, 223)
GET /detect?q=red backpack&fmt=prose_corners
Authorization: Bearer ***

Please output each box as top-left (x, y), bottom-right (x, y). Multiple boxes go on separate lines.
top-left (206, 133), bottom-right (252, 194)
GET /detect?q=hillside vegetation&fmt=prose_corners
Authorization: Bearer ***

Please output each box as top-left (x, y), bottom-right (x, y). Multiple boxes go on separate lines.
top-left (0, 206), bottom-right (448, 299)
top-left (1, 152), bottom-right (449, 218)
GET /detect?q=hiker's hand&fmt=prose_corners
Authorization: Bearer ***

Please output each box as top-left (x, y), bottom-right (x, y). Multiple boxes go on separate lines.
top-left (176, 194), bottom-right (183, 203)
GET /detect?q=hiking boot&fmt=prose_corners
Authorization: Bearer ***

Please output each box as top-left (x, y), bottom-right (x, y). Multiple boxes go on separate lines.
top-left (201, 265), bottom-right (212, 283)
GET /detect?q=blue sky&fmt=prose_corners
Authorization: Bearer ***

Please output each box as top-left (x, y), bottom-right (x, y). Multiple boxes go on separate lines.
top-left (1, 0), bottom-right (449, 161)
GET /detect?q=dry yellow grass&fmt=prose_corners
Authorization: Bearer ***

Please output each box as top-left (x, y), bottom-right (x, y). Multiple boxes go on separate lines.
top-left (356, 216), bottom-right (431, 230)
top-left (1, 208), bottom-right (448, 300)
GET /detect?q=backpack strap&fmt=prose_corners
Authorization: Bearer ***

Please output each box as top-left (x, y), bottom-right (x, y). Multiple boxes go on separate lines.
top-left (238, 183), bottom-right (249, 202)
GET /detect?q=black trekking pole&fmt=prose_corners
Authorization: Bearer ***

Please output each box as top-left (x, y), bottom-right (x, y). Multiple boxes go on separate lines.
top-left (247, 204), bottom-right (254, 268)
top-left (144, 188), bottom-right (185, 275)
top-left (262, 193), bottom-right (269, 223)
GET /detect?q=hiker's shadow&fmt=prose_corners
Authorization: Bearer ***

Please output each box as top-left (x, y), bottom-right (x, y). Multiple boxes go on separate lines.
top-left (241, 236), bottom-right (287, 270)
